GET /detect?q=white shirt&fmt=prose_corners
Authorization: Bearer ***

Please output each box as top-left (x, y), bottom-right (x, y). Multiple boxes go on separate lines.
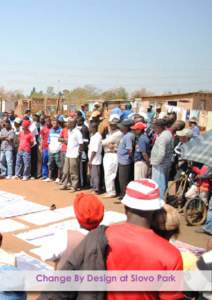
top-left (88, 132), bottom-right (102, 165)
top-left (66, 127), bottom-right (83, 158)
top-left (29, 122), bottom-right (38, 146)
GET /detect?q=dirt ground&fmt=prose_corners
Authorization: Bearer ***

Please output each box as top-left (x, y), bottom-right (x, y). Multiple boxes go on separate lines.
top-left (0, 178), bottom-right (210, 299)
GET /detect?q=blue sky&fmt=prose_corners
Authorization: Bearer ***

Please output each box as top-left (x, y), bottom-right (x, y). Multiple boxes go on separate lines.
top-left (0, 0), bottom-right (212, 95)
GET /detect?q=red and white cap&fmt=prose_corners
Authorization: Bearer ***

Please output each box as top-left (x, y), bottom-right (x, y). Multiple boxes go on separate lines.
top-left (121, 179), bottom-right (164, 211)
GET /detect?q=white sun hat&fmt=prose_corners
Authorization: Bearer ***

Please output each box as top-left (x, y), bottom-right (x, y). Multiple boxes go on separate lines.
top-left (121, 179), bottom-right (164, 211)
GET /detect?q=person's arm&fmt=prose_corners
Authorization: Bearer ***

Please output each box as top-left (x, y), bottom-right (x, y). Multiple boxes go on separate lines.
top-left (153, 136), bottom-right (167, 165)
top-left (125, 134), bottom-right (134, 158)
top-left (77, 130), bottom-right (84, 154)
top-left (88, 135), bottom-right (101, 166)
top-left (159, 251), bottom-right (184, 300)
top-left (139, 137), bottom-right (149, 163)
top-left (6, 131), bottom-right (14, 142)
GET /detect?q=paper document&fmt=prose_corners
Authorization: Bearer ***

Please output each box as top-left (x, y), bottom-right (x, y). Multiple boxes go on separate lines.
top-left (0, 219), bottom-right (28, 232)
top-left (0, 199), bottom-right (48, 218)
top-left (18, 206), bottom-right (75, 225)
top-left (100, 211), bottom-right (127, 226)
top-left (16, 220), bottom-right (74, 246)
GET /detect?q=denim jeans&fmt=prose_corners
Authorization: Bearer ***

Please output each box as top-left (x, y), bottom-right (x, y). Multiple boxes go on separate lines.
top-left (41, 149), bottom-right (49, 178)
top-left (15, 151), bottom-right (31, 178)
top-left (152, 165), bottom-right (170, 198)
top-left (202, 195), bottom-right (212, 235)
top-left (0, 150), bottom-right (13, 176)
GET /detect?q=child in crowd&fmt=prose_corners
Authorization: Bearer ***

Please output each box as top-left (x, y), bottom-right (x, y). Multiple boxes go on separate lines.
top-left (13, 120), bottom-right (34, 180)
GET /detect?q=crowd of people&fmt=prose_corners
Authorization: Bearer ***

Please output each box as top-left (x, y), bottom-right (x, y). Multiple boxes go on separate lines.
top-left (1, 104), bottom-right (212, 300)
top-left (0, 103), bottom-right (201, 200)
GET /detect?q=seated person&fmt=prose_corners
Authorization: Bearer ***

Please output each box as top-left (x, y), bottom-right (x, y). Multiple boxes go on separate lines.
top-left (37, 193), bottom-right (104, 269)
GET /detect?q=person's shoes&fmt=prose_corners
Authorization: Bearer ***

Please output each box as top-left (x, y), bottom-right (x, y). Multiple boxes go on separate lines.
top-left (118, 196), bottom-right (123, 200)
top-left (43, 178), bottom-right (53, 182)
top-left (6, 176), bottom-right (12, 179)
top-left (30, 177), bottom-right (36, 180)
top-left (55, 178), bottom-right (60, 183)
top-left (12, 175), bottom-right (19, 179)
top-left (22, 176), bottom-right (29, 181)
top-left (60, 185), bottom-right (68, 190)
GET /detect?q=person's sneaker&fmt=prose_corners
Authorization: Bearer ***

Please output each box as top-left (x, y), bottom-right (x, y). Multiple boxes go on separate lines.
top-left (55, 178), bottom-right (60, 183)
top-left (30, 177), bottom-right (36, 180)
top-left (6, 176), bottom-right (12, 179)
top-left (22, 176), bottom-right (28, 181)
top-left (12, 175), bottom-right (19, 179)
top-left (43, 178), bottom-right (53, 182)
top-left (60, 185), bottom-right (68, 190)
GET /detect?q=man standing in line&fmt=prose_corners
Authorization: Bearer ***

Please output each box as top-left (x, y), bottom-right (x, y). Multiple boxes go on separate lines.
top-left (88, 122), bottom-right (102, 194)
top-left (151, 119), bottom-right (174, 198)
top-left (0, 120), bottom-right (15, 179)
top-left (189, 117), bottom-right (200, 137)
top-left (76, 116), bottom-right (90, 188)
top-left (117, 119), bottom-right (135, 199)
top-left (44, 119), bottom-right (62, 182)
top-left (131, 122), bottom-right (150, 179)
top-left (40, 118), bottom-right (52, 180)
top-left (14, 120), bottom-right (34, 180)
top-left (102, 117), bottom-right (123, 198)
top-left (65, 118), bottom-right (83, 192)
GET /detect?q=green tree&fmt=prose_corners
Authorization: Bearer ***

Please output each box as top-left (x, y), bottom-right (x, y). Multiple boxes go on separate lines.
top-left (101, 87), bottom-right (128, 100)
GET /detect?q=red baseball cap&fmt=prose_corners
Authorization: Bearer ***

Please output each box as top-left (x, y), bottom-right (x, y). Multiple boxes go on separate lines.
top-left (131, 122), bottom-right (146, 130)
top-left (22, 120), bottom-right (31, 128)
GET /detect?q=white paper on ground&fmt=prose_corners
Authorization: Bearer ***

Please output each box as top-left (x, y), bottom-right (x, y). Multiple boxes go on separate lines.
top-left (18, 206), bottom-right (75, 225)
top-left (30, 246), bottom-right (54, 259)
top-left (0, 199), bottom-right (48, 218)
top-left (15, 252), bottom-right (53, 270)
top-left (100, 211), bottom-right (127, 226)
top-left (0, 191), bottom-right (25, 200)
top-left (55, 206), bottom-right (75, 218)
top-left (16, 220), bottom-right (74, 246)
top-left (0, 219), bottom-right (28, 232)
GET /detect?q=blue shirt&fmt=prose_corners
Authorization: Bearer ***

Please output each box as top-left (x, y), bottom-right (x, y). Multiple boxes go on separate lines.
top-left (110, 107), bottom-right (122, 117)
top-left (48, 127), bottom-right (62, 144)
top-left (192, 126), bottom-right (200, 137)
top-left (134, 133), bottom-right (150, 162)
top-left (118, 132), bottom-right (135, 165)
top-left (120, 109), bottom-right (132, 120)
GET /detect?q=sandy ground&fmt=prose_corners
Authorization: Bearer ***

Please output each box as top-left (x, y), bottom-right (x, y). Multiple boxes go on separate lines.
top-left (0, 178), bottom-right (210, 299)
